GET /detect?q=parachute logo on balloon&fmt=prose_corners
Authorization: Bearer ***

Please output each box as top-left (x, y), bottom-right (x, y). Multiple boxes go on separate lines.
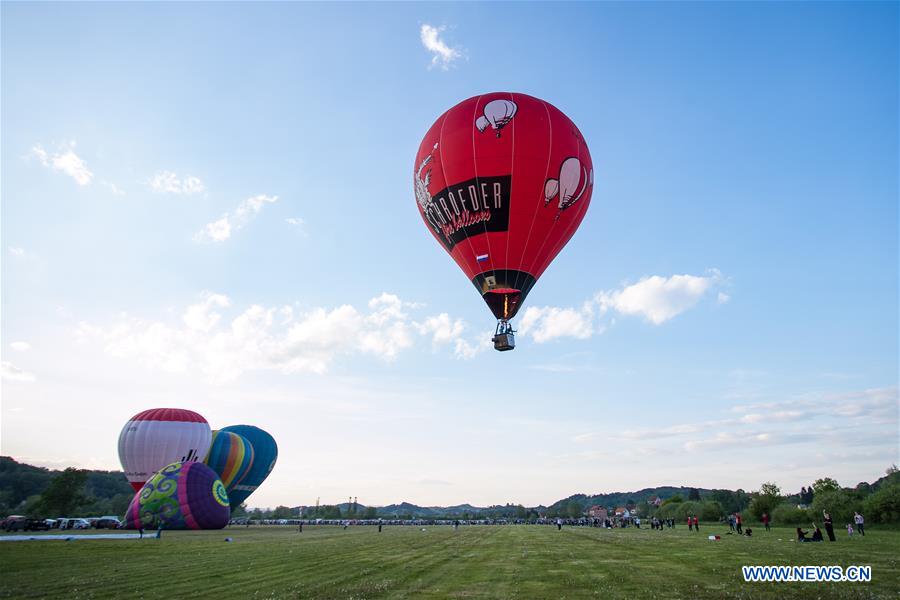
top-left (475, 99), bottom-right (518, 137)
top-left (544, 157), bottom-right (592, 217)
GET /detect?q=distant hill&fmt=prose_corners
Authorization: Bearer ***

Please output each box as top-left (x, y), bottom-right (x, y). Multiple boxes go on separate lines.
top-left (548, 486), bottom-right (716, 512)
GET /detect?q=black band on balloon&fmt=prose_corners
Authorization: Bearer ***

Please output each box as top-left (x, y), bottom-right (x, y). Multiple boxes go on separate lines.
top-left (471, 270), bottom-right (537, 320)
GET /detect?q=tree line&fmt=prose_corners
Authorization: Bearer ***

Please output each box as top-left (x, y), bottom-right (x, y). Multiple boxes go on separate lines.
top-left (2, 456), bottom-right (897, 525)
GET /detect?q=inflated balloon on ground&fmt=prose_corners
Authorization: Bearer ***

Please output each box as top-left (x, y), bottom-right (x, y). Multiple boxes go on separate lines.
top-left (219, 425), bottom-right (277, 508)
top-left (118, 408), bottom-right (212, 492)
top-left (124, 461), bottom-right (230, 530)
top-left (204, 430), bottom-right (255, 494)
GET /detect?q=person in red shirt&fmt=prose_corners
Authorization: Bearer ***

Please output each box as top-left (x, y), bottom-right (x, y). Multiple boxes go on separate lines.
top-left (735, 513), bottom-right (743, 535)
top-left (762, 513), bottom-right (770, 532)
top-left (687, 516), bottom-right (693, 531)
top-left (692, 515), bottom-right (699, 531)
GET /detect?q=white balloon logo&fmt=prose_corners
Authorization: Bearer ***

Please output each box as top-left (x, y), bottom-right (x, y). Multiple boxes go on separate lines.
top-left (544, 157), bottom-right (590, 216)
top-left (475, 99), bottom-right (518, 138)
top-left (544, 179), bottom-right (559, 204)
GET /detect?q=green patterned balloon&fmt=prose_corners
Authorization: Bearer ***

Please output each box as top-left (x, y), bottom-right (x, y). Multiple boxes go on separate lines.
top-left (125, 461), bottom-right (230, 530)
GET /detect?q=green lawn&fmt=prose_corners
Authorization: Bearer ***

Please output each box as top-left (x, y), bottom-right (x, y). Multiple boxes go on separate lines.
top-left (1, 525), bottom-right (897, 598)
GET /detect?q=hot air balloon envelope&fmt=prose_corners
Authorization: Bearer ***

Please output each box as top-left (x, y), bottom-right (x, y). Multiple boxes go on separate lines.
top-left (118, 408), bottom-right (212, 492)
top-left (124, 461), bottom-right (230, 530)
top-left (413, 92), bottom-right (593, 335)
top-left (204, 430), bottom-right (255, 495)
top-left (220, 425), bottom-right (278, 508)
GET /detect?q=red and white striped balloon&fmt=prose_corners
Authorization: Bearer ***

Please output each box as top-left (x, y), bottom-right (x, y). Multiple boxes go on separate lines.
top-left (118, 408), bottom-right (212, 492)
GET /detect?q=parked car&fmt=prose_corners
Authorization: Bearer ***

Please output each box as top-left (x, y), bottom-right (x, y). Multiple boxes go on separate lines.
top-left (95, 517), bottom-right (121, 529)
top-left (24, 519), bottom-right (50, 531)
top-left (3, 515), bottom-right (26, 532)
top-left (59, 518), bottom-right (90, 530)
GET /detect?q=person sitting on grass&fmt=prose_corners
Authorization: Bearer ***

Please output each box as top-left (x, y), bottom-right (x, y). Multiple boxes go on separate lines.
top-left (810, 524), bottom-right (824, 542)
top-left (744, 528), bottom-right (752, 537)
top-left (796, 527), bottom-right (809, 542)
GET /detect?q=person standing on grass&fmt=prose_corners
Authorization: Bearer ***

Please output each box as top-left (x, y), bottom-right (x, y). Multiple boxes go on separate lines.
top-left (854, 512), bottom-right (865, 536)
top-left (557, 518), bottom-right (563, 531)
top-left (687, 516), bottom-right (693, 531)
top-left (761, 513), bottom-right (770, 532)
top-left (735, 513), bottom-right (742, 535)
top-left (693, 515), bottom-right (699, 531)
top-left (298, 523), bottom-right (303, 533)
top-left (823, 511), bottom-right (836, 542)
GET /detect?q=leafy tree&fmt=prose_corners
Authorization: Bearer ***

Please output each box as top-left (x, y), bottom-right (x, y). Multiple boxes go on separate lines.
top-left (567, 501), bottom-right (583, 518)
top-left (657, 500), bottom-right (722, 521)
top-left (364, 506), bottom-right (377, 519)
top-left (771, 503), bottom-right (809, 525)
top-left (749, 482), bottom-right (782, 520)
top-left (661, 495), bottom-right (684, 506)
top-left (759, 482), bottom-right (781, 497)
top-left (811, 488), bottom-right (860, 525)
top-left (812, 478), bottom-right (840, 495)
top-left (270, 505), bottom-right (294, 519)
top-left (36, 468), bottom-right (91, 517)
top-left (862, 482), bottom-right (900, 523)
top-left (688, 488), bottom-right (701, 501)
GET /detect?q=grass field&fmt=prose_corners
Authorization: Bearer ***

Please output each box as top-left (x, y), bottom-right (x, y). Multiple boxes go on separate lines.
top-left (1, 525), bottom-right (898, 598)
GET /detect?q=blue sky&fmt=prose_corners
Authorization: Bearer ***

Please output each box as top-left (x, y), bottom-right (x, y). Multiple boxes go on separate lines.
top-left (2, 2), bottom-right (897, 508)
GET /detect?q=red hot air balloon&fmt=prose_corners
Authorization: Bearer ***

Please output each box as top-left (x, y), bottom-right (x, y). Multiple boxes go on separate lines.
top-left (414, 92), bottom-right (594, 351)
top-left (118, 408), bottom-right (212, 492)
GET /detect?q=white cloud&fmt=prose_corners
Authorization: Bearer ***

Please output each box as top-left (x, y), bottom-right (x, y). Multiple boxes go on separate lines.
top-left (1, 361), bottom-right (36, 383)
top-left (10, 342), bottom-right (31, 352)
top-left (717, 292), bottom-right (731, 304)
top-left (414, 312), bottom-right (491, 359)
top-left (420, 24), bottom-right (462, 70)
top-left (684, 431), bottom-right (773, 451)
top-left (9, 247), bottom-right (25, 257)
top-left (183, 293), bottom-right (231, 332)
top-left (286, 217), bottom-right (307, 235)
top-left (519, 270), bottom-right (725, 343)
top-left (195, 194), bottom-right (278, 243)
top-left (100, 180), bottom-right (125, 196)
top-left (76, 292), bottom-right (485, 382)
top-left (31, 142), bottom-right (93, 186)
top-left (147, 171), bottom-right (205, 195)
top-left (519, 302), bottom-right (595, 343)
top-left (598, 270), bottom-right (723, 325)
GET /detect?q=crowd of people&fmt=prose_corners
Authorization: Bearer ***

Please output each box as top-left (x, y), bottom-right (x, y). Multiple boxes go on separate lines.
top-left (231, 509), bottom-right (870, 544)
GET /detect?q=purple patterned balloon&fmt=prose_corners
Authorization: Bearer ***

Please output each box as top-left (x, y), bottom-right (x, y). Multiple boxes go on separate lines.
top-left (124, 461), bottom-right (230, 530)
